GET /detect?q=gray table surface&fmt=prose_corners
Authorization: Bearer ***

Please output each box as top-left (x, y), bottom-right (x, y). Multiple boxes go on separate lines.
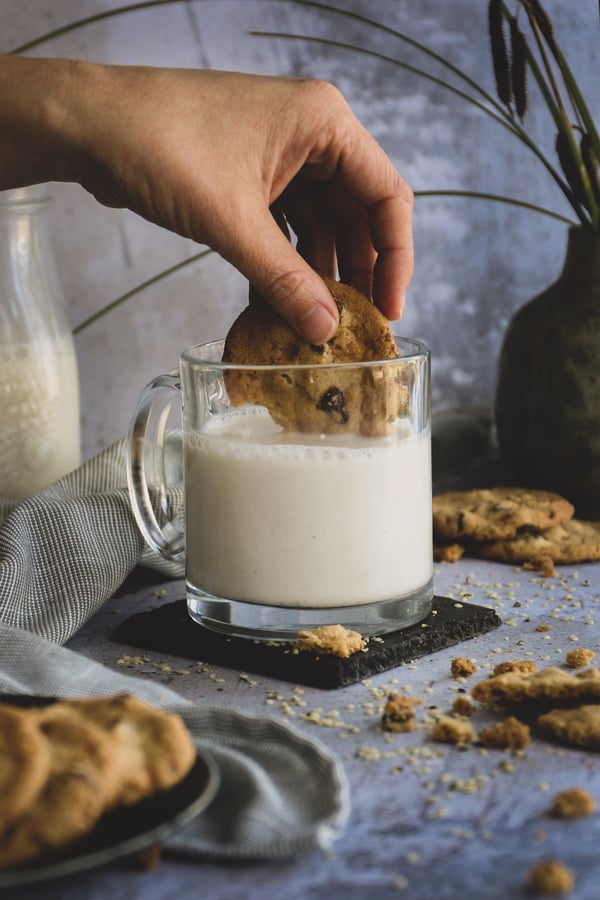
top-left (5, 558), bottom-right (600, 900)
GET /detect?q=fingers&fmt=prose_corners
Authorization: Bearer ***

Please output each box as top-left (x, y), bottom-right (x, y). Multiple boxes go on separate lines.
top-left (307, 113), bottom-right (414, 321)
top-left (225, 203), bottom-right (339, 343)
top-left (280, 185), bottom-right (337, 281)
top-left (369, 190), bottom-right (414, 320)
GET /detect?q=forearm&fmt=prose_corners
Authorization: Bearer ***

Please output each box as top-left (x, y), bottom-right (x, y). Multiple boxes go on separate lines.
top-left (0, 54), bottom-right (94, 189)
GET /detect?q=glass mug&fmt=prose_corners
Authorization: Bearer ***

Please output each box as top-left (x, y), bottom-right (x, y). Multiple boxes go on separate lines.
top-left (126, 335), bottom-right (433, 640)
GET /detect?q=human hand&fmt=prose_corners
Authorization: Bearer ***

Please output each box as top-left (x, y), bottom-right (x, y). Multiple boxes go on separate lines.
top-left (1, 60), bottom-right (414, 342)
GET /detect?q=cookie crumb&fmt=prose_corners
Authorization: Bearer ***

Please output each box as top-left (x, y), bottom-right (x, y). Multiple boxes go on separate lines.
top-left (536, 625), bottom-right (552, 633)
top-left (479, 716), bottom-right (530, 751)
top-left (551, 787), bottom-right (595, 819)
top-left (433, 543), bottom-right (464, 563)
top-left (565, 648), bottom-right (596, 669)
top-left (452, 696), bottom-right (475, 717)
top-left (524, 556), bottom-right (558, 578)
top-left (381, 693), bottom-right (420, 733)
top-left (526, 859), bottom-right (574, 895)
top-left (451, 657), bottom-right (477, 679)
top-left (132, 843), bottom-right (161, 871)
top-left (493, 659), bottom-right (537, 676)
top-left (431, 716), bottom-right (476, 745)
top-left (295, 624), bottom-right (365, 658)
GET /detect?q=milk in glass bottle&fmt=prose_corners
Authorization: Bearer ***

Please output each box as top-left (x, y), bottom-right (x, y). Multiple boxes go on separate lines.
top-left (0, 188), bottom-right (81, 499)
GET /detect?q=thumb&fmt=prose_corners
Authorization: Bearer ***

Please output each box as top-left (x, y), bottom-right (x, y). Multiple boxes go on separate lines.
top-left (225, 208), bottom-right (339, 343)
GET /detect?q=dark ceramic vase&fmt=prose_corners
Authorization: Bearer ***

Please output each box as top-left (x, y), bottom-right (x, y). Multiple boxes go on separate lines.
top-left (495, 226), bottom-right (600, 517)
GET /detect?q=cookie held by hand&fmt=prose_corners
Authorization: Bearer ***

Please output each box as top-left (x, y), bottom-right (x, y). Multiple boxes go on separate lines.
top-left (223, 278), bottom-right (407, 436)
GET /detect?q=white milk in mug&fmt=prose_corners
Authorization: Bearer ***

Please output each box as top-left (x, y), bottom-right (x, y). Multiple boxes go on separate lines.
top-left (184, 406), bottom-right (432, 608)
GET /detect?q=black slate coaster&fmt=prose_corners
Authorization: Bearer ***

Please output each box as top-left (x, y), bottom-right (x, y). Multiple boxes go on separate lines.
top-left (113, 596), bottom-right (501, 689)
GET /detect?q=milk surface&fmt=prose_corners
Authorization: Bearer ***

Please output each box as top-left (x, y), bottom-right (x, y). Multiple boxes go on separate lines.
top-left (185, 407), bottom-right (432, 608)
top-left (0, 336), bottom-right (80, 499)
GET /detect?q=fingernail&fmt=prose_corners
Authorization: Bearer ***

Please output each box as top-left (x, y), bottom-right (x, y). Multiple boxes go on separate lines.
top-left (296, 302), bottom-right (338, 343)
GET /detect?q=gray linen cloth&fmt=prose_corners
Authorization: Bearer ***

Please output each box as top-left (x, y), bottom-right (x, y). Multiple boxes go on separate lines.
top-left (0, 441), bottom-right (349, 860)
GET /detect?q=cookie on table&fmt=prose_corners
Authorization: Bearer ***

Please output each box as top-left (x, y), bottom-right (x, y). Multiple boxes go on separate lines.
top-left (223, 278), bottom-right (406, 436)
top-left (526, 859), bottom-right (574, 895)
top-left (0, 705), bottom-right (51, 832)
top-left (473, 519), bottom-right (600, 566)
top-left (471, 665), bottom-right (600, 709)
top-left (537, 705), bottom-right (600, 751)
top-left (550, 787), bottom-right (596, 819)
top-left (432, 488), bottom-right (574, 542)
top-left (0, 706), bottom-right (119, 868)
top-left (433, 541), bottom-right (465, 563)
top-left (58, 694), bottom-right (197, 807)
top-left (295, 624), bottom-right (366, 658)
top-left (478, 716), bottom-right (530, 751)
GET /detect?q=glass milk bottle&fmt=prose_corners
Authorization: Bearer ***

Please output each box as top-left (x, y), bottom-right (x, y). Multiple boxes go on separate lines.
top-left (0, 188), bottom-right (81, 500)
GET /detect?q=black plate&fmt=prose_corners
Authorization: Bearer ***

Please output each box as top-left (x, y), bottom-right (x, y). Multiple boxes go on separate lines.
top-left (0, 695), bottom-right (219, 889)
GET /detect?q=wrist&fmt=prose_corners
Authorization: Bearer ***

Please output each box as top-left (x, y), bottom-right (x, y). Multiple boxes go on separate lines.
top-left (0, 55), bottom-right (97, 189)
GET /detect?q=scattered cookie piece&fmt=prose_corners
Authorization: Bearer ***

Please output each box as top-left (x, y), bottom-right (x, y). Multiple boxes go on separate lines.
top-left (565, 648), bottom-right (596, 669)
top-left (132, 843), bottom-right (162, 871)
top-left (537, 705), bottom-right (600, 751)
top-left (431, 715), bottom-right (476, 745)
top-left (551, 787), bottom-right (595, 820)
top-left (452, 696), bottom-right (475, 717)
top-left (493, 659), bottom-right (537, 676)
top-left (471, 666), bottom-right (600, 709)
top-left (295, 624), bottom-right (366, 658)
top-left (524, 556), bottom-right (558, 578)
top-left (432, 488), bottom-right (574, 542)
top-left (526, 859), bottom-right (574, 895)
top-left (536, 625), bottom-right (552, 633)
top-left (478, 716), bottom-right (530, 751)
top-left (433, 542), bottom-right (465, 563)
top-left (223, 278), bottom-right (405, 437)
top-left (451, 657), bottom-right (477, 678)
top-left (381, 693), bottom-right (420, 733)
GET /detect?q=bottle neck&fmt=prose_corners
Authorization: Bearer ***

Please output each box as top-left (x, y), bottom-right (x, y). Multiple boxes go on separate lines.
top-left (0, 194), bottom-right (71, 344)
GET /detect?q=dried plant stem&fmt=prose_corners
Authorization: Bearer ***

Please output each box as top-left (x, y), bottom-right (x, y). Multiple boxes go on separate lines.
top-left (414, 190), bottom-right (576, 226)
top-left (73, 249), bottom-right (212, 335)
top-left (256, 29), bottom-right (575, 219)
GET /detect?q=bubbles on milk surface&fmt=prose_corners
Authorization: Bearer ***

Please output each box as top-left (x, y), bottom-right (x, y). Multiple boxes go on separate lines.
top-left (189, 405), bottom-right (405, 460)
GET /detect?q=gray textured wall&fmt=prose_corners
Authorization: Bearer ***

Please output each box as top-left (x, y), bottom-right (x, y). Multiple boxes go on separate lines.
top-left (2, 0), bottom-right (597, 458)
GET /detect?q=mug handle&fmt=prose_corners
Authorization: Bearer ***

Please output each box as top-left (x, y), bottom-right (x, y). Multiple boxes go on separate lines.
top-left (126, 372), bottom-right (185, 562)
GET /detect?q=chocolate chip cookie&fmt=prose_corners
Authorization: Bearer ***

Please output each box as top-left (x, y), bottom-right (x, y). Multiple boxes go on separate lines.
top-left (473, 518), bottom-right (600, 565)
top-left (223, 278), bottom-right (407, 436)
top-left (432, 487), bottom-right (575, 542)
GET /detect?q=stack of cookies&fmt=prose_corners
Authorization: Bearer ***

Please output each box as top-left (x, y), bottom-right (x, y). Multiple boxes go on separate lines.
top-left (433, 487), bottom-right (600, 575)
top-left (0, 694), bottom-right (196, 870)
